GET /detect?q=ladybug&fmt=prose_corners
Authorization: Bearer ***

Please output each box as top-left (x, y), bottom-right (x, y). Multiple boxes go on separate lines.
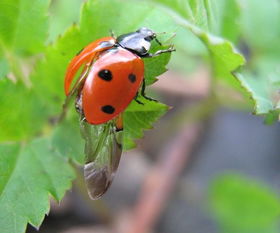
top-left (63, 27), bottom-right (175, 199)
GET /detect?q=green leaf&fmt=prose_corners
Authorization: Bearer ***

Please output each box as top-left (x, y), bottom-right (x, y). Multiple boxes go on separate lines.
top-left (31, 26), bottom-right (82, 115)
top-left (151, 0), bottom-right (245, 87)
top-left (230, 0), bottom-right (280, 122)
top-left (144, 41), bottom-right (172, 85)
top-left (235, 55), bottom-right (280, 121)
top-left (0, 57), bottom-right (9, 79)
top-left (0, 0), bottom-right (50, 80)
top-left (48, 0), bottom-right (82, 42)
top-left (210, 174), bottom-right (280, 233)
top-left (235, 72), bottom-right (274, 115)
top-left (201, 0), bottom-right (241, 43)
top-left (218, 0), bottom-right (241, 42)
top-left (0, 139), bottom-right (75, 233)
top-left (51, 116), bottom-right (84, 164)
top-left (123, 96), bottom-right (169, 150)
top-left (0, 0), bottom-right (50, 54)
top-left (238, 0), bottom-right (280, 54)
top-left (0, 78), bottom-right (48, 142)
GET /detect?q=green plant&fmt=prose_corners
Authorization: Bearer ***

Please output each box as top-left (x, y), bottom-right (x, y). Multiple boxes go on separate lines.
top-left (0, 0), bottom-right (279, 232)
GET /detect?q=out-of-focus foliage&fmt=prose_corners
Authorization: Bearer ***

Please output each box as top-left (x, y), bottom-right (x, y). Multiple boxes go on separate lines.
top-left (0, 0), bottom-right (50, 79)
top-left (210, 175), bottom-right (280, 233)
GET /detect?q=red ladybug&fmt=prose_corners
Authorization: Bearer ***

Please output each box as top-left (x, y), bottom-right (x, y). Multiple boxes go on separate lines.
top-left (63, 27), bottom-right (175, 199)
top-left (65, 27), bottom-right (175, 125)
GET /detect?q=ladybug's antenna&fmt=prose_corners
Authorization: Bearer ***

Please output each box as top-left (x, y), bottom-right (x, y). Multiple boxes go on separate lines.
top-left (155, 31), bottom-right (167, 35)
top-left (155, 38), bottom-right (162, 46)
top-left (109, 29), bottom-right (117, 39)
top-left (154, 32), bottom-right (166, 46)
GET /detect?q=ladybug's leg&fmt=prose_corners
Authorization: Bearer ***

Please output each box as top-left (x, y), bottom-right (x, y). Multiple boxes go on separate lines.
top-left (134, 91), bottom-right (144, 105)
top-left (141, 80), bottom-right (157, 102)
top-left (145, 45), bottom-right (175, 58)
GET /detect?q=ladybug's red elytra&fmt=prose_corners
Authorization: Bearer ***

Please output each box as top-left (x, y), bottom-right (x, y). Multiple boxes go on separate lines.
top-left (63, 27), bottom-right (175, 199)
top-left (64, 27), bottom-right (175, 125)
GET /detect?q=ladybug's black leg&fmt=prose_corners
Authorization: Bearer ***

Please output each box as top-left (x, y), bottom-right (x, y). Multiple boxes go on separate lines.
top-left (134, 92), bottom-right (144, 105)
top-left (145, 45), bottom-right (175, 58)
top-left (141, 80), bottom-right (157, 102)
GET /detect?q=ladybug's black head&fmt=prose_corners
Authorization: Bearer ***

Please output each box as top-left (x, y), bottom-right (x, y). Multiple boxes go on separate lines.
top-left (116, 27), bottom-right (157, 57)
top-left (136, 27), bottom-right (156, 42)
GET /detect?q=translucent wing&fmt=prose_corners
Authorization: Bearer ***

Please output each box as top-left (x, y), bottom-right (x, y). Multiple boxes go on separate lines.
top-left (80, 118), bottom-right (123, 199)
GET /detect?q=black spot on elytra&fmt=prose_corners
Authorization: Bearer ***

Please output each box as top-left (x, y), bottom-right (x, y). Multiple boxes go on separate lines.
top-left (98, 69), bottom-right (112, 81)
top-left (128, 73), bottom-right (136, 83)
top-left (101, 105), bottom-right (115, 114)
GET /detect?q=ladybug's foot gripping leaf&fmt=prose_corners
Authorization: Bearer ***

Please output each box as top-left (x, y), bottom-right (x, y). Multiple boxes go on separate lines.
top-left (139, 79), bottom-right (158, 103)
top-left (134, 92), bottom-right (144, 105)
top-left (142, 95), bottom-right (158, 102)
top-left (146, 45), bottom-right (176, 58)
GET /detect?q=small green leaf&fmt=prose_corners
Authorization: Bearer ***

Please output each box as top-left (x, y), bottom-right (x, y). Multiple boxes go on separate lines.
top-left (210, 174), bottom-right (280, 233)
top-left (235, 72), bottom-right (274, 115)
top-left (0, 139), bottom-right (75, 233)
top-left (123, 97), bottom-right (169, 150)
top-left (235, 56), bottom-right (280, 120)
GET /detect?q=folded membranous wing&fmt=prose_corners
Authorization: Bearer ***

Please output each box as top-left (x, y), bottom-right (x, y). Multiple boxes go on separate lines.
top-left (80, 119), bottom-right (122, 199)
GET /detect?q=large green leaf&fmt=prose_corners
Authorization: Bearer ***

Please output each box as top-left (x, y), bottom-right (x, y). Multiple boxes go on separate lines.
top-left (0, 0), bottom-right (50, 80)
top-left (0, 78), bottom-right (48, 142)
top-left (210, 174), bottom-right (280, 233)
top-left (51, 116), bottom-right (84, 164)
top-left (0, 139), bottom-right (75, 233)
